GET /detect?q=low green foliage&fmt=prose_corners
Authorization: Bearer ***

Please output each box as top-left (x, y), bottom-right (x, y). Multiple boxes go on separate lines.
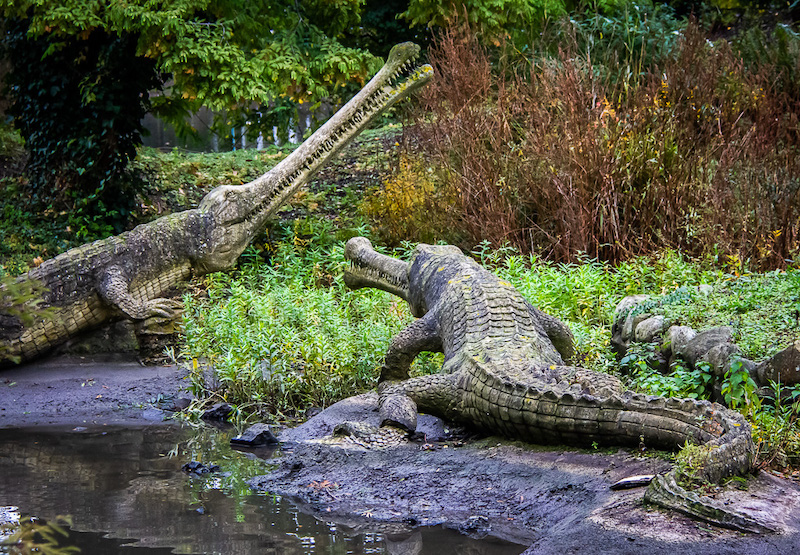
top-left (180, 226), bottom-right (440, 417)
top-left (752, 382), bottom-right (800, 469)
top-left (133, 146), bottom-right (297, 217)
top-left (0, 179), bottom-right (84, 276)
top-left (653, 270), bottom-right (800, 361)
top-left (721, 356), bottom-right (760, 413)
top-left (626, 353), bottom-right (714, 400)
top-left (674, 441), bottom-right (712, 488)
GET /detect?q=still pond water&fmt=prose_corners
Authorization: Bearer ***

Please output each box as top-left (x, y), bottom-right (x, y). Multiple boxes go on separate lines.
top-left (0, 425), bottom-right (525, 554)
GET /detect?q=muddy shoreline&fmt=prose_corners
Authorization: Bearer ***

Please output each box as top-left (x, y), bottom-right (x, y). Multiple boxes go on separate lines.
top-left (252, 393), bottom-right (800, 554)
top-left (3, 357), bottom-right (800, 553)
top-left (0, 354), bottom-right (189, 428)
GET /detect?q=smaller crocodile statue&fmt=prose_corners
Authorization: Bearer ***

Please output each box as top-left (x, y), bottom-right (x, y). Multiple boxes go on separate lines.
top-left (342, 237), bottom-right (766, 533)
top-left (0, 44), bottom-right (432, 367)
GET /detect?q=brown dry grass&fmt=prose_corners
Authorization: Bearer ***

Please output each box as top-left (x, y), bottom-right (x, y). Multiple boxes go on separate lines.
top-left (399, 22), bottom-right (800, 269)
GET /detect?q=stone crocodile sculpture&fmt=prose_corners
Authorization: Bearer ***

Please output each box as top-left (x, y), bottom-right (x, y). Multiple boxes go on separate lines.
top-left (0, 44), bottom-right (432, 367)
top-left (342, 237), bottom-right (766, 533)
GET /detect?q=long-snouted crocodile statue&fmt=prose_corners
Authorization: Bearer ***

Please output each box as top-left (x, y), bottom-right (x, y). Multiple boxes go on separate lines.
top-left (342, 236), bottom-right (767, 533)
top-left (0, 44), bottom-right (432, 367)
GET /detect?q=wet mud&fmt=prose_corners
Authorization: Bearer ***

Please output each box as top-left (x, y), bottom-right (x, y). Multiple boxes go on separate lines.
top-left (252, 393), bottom-right (800, 554)
top-left (0, 354), bottom-right (188, 428)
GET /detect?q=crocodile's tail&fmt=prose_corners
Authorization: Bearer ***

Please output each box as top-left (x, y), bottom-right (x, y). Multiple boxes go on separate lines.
top-left (460, 360), bottom-right (765, 532)
top-left (381, 356), bottom-right (765, 532)
top-left (451, 357), bottom-right (752, 473)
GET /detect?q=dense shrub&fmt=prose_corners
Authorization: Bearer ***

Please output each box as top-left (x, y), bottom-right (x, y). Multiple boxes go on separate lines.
top-left (398, 20), bottom-right (800, 269)
top-left (2, 19), bottom-right (161, 234)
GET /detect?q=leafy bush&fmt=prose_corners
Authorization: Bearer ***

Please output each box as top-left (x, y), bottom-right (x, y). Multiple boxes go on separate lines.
top-left (2, 19), bottom-right (161, 230)
top-left (180, 231), bottom-right (439, 417)
top-left (752, 381), bottom-right (800, 470)
top-left (360, 154), bottom-right (453, 245)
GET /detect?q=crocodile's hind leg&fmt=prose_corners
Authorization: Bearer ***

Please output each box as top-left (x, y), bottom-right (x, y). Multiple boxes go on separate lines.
top-left (331, 374), bottom-right (457, 447)
top-left (526, 302), bottom-right (575, 363)
top-left (380, 312), bottom-right (442, 382)
top-left (379, 373), bottom-right (459, 432)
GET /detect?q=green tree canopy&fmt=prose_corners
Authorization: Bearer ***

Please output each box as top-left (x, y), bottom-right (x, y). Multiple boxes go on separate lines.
top-left (0, 0), bottom-right (385, 229)
top-left (2, 0), bottom-right (383, 113)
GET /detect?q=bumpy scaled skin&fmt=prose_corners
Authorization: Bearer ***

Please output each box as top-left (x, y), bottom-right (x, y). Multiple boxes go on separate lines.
top-left (343, 237), bottom-right (765, 533)
top-left (0, 44), bottom-right (433, 367)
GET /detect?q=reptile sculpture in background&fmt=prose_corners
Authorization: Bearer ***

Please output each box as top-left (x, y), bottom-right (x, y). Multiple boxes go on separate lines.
top-left (342, 236), bottom-right (766, 533)
top-left (0, 43), bottom-right (432, 367)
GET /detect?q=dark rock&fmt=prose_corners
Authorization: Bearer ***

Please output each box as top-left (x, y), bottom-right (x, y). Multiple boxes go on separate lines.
top-left (665, 325), bottom-right (697, 359)
top-left (611, 294), bottom-right (650, 358)
top-left (153, 394), bottom-right (192, 412)
top-left (181, 460), bottom-right (221, 474)
top-left (634, 315), bottom-right (666, 343)
top-left (681, 327), bottom-right (735, 370)
top-left (173, 397), bottom-right (192, 411)
top-left (458, 515), bottom-right (491, 538)
top-left (230, 423), bottom-right (279, 447)
top-left (754, 341), bottom-right (800, 387)
top-left (305, 406), bottom-right (323, 418)
top-left (699, 342), bottom-right (741, 377)
top-left (201, 403), bottom-right (233, 421)
top-left (141, 407), bottom-right (167, 421)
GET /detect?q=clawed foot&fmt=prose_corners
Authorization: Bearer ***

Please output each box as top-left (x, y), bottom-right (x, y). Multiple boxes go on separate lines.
top-left (143, 298), bottom-right (183, 320)
top-left (333, 421), bottom-right (410, 448)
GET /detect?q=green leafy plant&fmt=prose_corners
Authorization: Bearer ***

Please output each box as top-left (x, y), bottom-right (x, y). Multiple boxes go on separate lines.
top-left (180, 231), bottom-right (440, 418)
top-left (0, 514), bottom-right (80, 555)
top-left (721, 356), bottom-right (761, 416)
top-left (751, 380), bottom-right (800, 470)
top-left (2, 19), bottom-right (159, 227)
top-left (674, 440), bottom-right (712, 489)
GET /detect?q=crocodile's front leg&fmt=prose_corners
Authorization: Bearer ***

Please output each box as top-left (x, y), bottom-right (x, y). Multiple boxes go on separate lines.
top-left (98, 267), bottom-right (182, 320)
top-left (380, 313), bottom-right (442, 382)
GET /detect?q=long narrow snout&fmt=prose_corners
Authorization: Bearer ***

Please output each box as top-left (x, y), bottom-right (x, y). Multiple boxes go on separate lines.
top-left (344, 237), bottom-right (410, 302)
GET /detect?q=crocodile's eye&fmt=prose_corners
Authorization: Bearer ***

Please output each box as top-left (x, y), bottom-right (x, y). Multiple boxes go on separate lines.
top-left (225, 191), bottom-right (237, 201)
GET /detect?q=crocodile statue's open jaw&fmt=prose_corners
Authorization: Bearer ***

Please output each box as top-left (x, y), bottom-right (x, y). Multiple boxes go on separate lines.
top-left (343, 237), bottom-right (410, 303)
top-left (198, 43), bottom-right (433, 262)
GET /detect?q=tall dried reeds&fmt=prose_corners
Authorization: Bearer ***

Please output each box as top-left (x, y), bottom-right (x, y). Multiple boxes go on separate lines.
top-left (404, 22), bottom-right (800, 268)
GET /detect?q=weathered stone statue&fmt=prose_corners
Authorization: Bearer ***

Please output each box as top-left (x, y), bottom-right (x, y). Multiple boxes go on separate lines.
top-left (0, 44), bottom-right (432, 367)
top-left (342, 237), bottom-right (766, 532)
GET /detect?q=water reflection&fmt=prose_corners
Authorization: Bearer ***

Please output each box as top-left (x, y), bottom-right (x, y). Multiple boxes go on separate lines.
top-left (0, 426), bottom-right (524, 554)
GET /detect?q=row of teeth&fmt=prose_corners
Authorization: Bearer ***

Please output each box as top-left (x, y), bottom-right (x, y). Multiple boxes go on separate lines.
top-left (348, 260), bottom-right (407, 289)
top-left (389, 58), bottom-right (418, 82)
top-left (242, 58), bottom-right (422, 224)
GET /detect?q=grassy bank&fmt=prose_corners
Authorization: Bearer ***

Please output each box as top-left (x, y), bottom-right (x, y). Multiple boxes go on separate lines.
top-left (1, 121), bottom-right (799, 471)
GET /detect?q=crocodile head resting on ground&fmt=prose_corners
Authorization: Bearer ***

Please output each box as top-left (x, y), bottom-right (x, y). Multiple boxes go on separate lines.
top-left (196, 43), bottom-right (432, 273)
